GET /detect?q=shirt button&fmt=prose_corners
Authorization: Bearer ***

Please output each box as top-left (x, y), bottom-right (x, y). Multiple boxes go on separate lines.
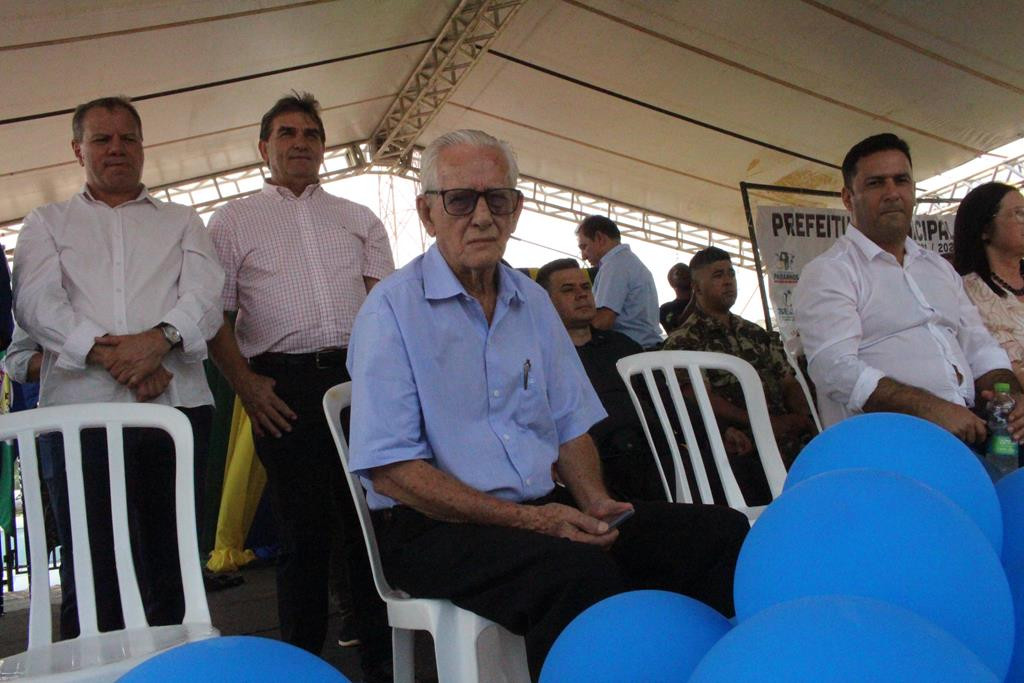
top-left (493, 390), bottom-right (500, 397)
top-left (503, 434), bottom-right (510, 441)
top-left (526, 477), bottom-right (532, 485)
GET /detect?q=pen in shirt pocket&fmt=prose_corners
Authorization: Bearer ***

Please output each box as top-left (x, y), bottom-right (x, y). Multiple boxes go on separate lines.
top-left (523, 359), bottom-right (531, 390)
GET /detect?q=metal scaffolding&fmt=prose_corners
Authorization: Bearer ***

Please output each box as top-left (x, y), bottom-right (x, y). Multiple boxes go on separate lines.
top-left (380, 149), bottom-right (759, 270)
top-left (917, 152), bottom-right (1024, 214)
top-left (369, 0), bottom-right (526, 169)
top-left (1, 138), bottom-right (755, 269)
top-left (514, 177), bottom-right (756, 268)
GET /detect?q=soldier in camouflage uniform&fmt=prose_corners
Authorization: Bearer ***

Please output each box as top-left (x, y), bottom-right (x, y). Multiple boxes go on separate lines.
top-left (664, 248), bottom-right (815, 500)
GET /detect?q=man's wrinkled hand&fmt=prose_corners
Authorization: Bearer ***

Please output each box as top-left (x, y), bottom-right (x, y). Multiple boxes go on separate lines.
top-left (236, 371), bottom-right (296, 438)
top-left (584, 497), bottom-right (633, 525)
top-left (531, 502), bottom-right (622, 548)
top-left (94, 329), bottom-right (170, 387)
top-left (133, 366), bottom-right (173, 402)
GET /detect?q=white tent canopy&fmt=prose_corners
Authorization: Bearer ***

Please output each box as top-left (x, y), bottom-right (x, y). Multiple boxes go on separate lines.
top-left (3, 0), bottom-right (1023, 238)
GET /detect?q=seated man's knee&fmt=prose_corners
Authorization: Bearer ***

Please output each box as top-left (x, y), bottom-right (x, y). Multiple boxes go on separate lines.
top-left (545, 539), bottom-right (624, 600)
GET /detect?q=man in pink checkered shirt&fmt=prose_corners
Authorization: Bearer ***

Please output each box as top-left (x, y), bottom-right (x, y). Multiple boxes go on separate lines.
top-left (207, 92), bottom-right (394, 677)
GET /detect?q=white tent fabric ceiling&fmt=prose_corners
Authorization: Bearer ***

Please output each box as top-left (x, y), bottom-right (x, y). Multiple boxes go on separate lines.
top-left (3, 0), bottom-right (1023, 239)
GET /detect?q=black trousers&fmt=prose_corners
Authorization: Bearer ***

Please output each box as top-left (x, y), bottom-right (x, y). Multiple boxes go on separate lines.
top-left (249, 356), bottom-right (388, 664)
top-left (39, 405), bottom-right (211, 639)
top-left (373, 487), bottom-right (749, 679)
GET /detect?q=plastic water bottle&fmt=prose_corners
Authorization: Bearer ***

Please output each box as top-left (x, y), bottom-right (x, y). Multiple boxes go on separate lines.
top-left (986, 382), bottom-right (1019, 479)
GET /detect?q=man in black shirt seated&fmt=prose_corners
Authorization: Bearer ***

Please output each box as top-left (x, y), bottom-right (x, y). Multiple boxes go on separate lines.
top-left (537, 258), bottom-right (665, 500)
top-left (538, 258), bottom-right (755, 504)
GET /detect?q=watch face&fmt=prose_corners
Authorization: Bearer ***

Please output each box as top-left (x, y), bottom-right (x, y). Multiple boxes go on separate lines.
top-left (162, 324), bottom-right (181, 345)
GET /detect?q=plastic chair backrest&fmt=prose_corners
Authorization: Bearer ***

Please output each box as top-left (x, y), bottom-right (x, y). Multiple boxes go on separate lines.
top-left (782, 346), bottom-right (822, 434)
top-left (322, 382), bottom-right (402, 602)
top-left (0, 403), bottom-right (211, 650)
top-left (616, 351), bottom-right (787, 516)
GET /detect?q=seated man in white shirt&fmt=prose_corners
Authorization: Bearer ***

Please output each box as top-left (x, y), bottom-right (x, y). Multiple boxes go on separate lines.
top-left (794, 133), bottom-right (1024, 444)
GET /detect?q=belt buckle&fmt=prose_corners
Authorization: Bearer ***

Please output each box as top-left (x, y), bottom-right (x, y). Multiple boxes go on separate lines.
top-left (314, 348), bottom-right (335, 370)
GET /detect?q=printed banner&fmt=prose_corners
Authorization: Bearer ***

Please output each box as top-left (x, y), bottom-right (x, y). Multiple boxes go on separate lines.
top-left (755, 206), bottom-right (954, 344)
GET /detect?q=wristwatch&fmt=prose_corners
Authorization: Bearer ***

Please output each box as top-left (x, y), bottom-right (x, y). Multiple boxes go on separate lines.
top-left (158, 323), bottom-right (182, 348)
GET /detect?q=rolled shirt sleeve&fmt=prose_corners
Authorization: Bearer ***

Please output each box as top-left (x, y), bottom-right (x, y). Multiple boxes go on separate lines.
top-left (13, 210), bottom-right (105, 370)
top-left (3, 327), bottom-right (40, 385)
top-left (794, 256), bottom-right (884, 414)
top-left (161, 211), bottom-right (225, 361)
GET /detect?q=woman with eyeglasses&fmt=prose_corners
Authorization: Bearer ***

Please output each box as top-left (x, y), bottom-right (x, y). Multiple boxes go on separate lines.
top-left (952, 181), bottom-right (1024, 385)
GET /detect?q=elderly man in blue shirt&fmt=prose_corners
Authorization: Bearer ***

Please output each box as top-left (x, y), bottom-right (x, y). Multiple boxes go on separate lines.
top-left (347, 129), bottom-right (748, 678)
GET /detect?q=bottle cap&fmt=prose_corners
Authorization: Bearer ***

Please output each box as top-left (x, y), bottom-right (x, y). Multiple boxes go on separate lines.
top-left (995, 382), bottom-right (1011, 393)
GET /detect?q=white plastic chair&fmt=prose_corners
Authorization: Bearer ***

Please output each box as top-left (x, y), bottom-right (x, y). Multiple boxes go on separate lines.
top-left (323, 383), bottom-right (530, 683)
top-left (781, 334), bottom-right (823, 433)
top-left (0, 403), bottom-right (218, 681)
top-left (616, 351), bottom-right (788, 524)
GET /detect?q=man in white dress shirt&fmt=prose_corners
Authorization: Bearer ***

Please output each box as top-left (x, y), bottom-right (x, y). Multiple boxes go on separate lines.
top-left (794, 133), bottom-right (1024, 443)
top-left (13, 96), bottom-right (224, 637)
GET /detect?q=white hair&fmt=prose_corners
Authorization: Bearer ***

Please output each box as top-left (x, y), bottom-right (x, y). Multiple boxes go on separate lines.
top-left (418, 129), bottom-right (519, 192)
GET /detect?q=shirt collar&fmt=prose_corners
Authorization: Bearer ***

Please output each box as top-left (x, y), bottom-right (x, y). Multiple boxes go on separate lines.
top-left (261, 181), bottom-right (320, 201)
top-left (846, 223), bottom-right (919, 263)
top-left (78, 184), bottom-right (160, 208)
top-left (422, 244), bottom-right (525, 305)
top-left (602, 242), bottom-right (628, 262)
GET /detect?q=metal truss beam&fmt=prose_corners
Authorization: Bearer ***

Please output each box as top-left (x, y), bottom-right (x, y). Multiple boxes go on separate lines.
top-left (149, 141), bottom-right (370, 217)
top-left (516, 177), bottom-right (757, 270)
top-left (369, 0), bottom-right (526, 169)
top-left (2, 138), bottom-right (754, 270)
top-left (377, 148), bottom-right (758, 270)
top-left (917, 152), bottom-right (1024, 213)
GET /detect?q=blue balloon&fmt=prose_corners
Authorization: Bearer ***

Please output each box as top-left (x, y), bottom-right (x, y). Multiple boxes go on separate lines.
top-left (786, 412), bottom-right (1002, 554)
top-left (539, 590), bottom-right (730, 683)
top-left (735, 469), bottom-right (1013, 678)
top-left (690, 595), bottom-right (998, 682)
top-left (997, 468), bottom-right (1024, 568)
top-left (117, 636), bottom-right (349, 682)
top-left (1005, 564), bottom-right (1024, 682)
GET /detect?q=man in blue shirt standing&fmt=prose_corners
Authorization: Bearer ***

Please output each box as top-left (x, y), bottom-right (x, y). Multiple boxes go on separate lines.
top-left (576, 215), bottom-right (663, 349)
top-left (347, 129), bottom-right (748, 678)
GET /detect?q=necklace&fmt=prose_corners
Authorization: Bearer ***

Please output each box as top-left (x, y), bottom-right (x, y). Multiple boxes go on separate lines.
top-left (991, 272), bottom-right (1024, 296)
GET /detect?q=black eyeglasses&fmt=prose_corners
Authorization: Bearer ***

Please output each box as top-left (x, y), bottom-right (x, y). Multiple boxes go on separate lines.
top-left (423, 188), bottom-right (522, 216)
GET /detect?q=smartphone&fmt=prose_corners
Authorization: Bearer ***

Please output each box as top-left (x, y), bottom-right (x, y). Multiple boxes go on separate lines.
top-left (606, 508), bottom-right (635, 530)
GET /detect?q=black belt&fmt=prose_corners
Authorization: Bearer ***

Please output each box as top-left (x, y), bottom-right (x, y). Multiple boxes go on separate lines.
top-left (251, 347), bottom-right (347, 370)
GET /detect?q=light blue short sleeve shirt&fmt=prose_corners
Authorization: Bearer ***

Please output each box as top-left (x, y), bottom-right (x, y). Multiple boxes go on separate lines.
top-left (592, 243), bottom-right (663, 348)
top-left (346, 245), bottom-right (607, 510)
